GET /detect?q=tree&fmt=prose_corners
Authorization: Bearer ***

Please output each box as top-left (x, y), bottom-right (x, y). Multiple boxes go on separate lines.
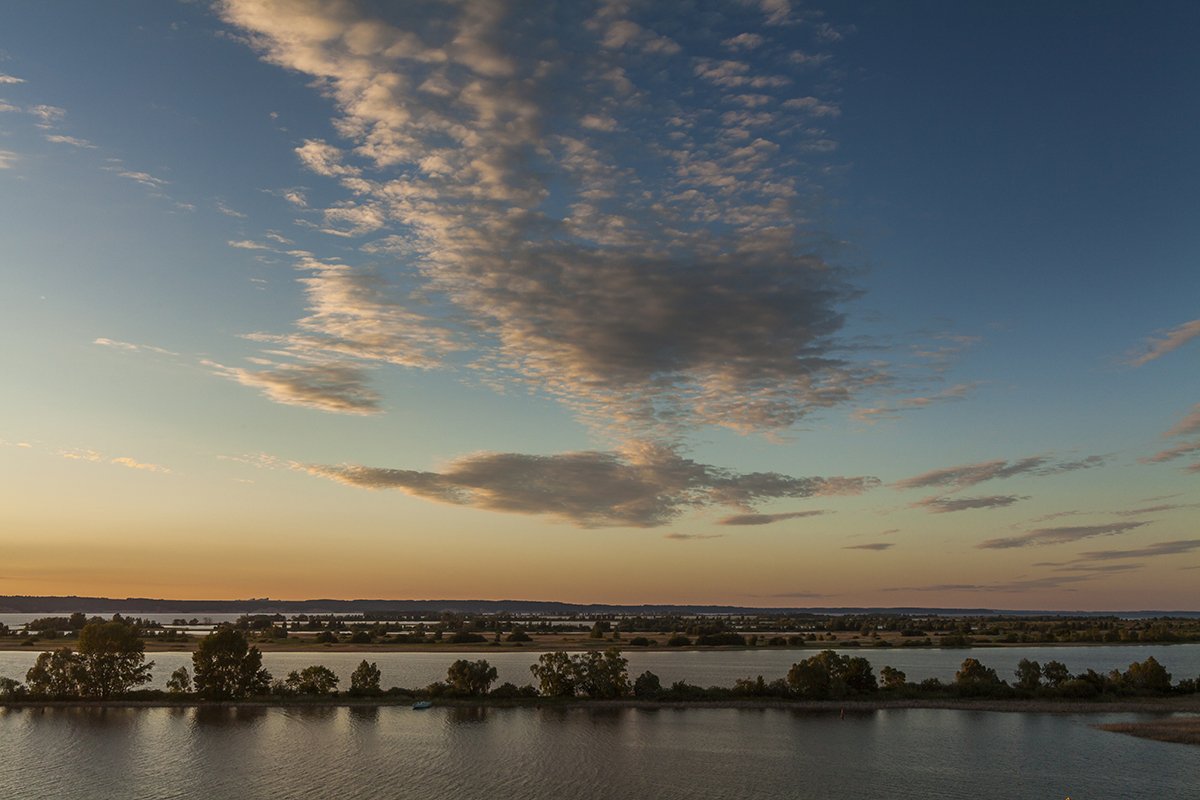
top-left (76, 620), bottom-right (154, 698)
top-left (1123, 656), bottom-right (1172, 694)
top-left (1014, 658), bottom-right (1042, 691)
top-left (955, 658), bottom-right (1003, 695)
top-left (192, 626), bottom-right (272, 699)
top-left (530, 651), bottom-right (578, 697)
top-left (880, 665), bottom-right (907, 690)
top-left (349, 660), bottom-right (382, 696)
top-left (787, 650), bottom-right (877, 699)
top-left (633, 670), bottom-right (662, 699)
top-left (1042, 660), bottom-right (1070, 688)
top-left (26, 648), bottom-right (84, 698)
top-left (506, 627), bottom-right (531, 643)
top-left (575, 648), bottom-right (630, 699)
top-left (0, 676), bottom-right (26, 699)
top-left (166, 666), bottom-right (192, 694)
top-left (285, 665), bottom-right (340, 695)
top-left (446, 659), bottom-right (498, 695)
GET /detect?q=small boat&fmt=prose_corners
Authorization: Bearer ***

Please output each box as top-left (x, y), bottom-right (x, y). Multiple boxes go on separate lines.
top-left (412, 700), bottom-right (433, 710)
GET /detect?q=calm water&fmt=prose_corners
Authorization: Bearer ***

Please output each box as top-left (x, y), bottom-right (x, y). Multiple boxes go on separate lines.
top-left (2, 644), bottom-right (1198, 691)
top-left (0, 705), bottom-right (1195, 799)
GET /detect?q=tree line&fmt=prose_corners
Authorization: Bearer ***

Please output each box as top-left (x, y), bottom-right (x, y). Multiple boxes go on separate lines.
top-left (2, 621), bottom-right (1198, 703)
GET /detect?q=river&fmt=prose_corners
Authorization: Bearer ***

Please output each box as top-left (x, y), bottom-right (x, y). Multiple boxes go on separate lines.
top-left (0, 704), bottom-right (1195, 799)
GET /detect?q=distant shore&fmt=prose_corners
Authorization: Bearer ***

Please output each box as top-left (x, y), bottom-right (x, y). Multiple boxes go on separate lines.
top-left (4, 637), bottom-right (1197, 654)
top-left (4, 695), bottom-right (1199, 715)
top-left (1095, 718), bottom-right (1200, 746)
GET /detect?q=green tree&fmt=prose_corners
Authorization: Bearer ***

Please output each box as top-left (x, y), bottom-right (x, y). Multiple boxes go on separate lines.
top-left (1042, 660), bottom-right (1070, 688)
top-left (446, 659), bottom-right (498, 695)
top-left (633, 670), bottom-right (662, 699)
top-left (1123, 656), bottom-right (1172, 694)
top-left (955, 658), bottom-right (1003, 695)
top-left (166, 666), bottom-right (192, 694)
top-left (0, 676), bottom-right (26, 699)
top-left (349, 659), bottom-right (382, 696)
top-left (76, 620), bottom-right (154, 698)
top-left (25, 648), bottom-right (84, 698)
top-left (285, 665), bottom-right (340, 695)
top-left (1014, 658), bottom-right (1042, 691)
top-left (192, 626), bottom-right (272, 699)
top-left (880, 665), bottom-right (907, 690)
top-left (575, 648), bottom-right (630, 699)
top-left (787, 650), bottom-right (877, 699)
top-left (530, 651), bottom-right (577, 697)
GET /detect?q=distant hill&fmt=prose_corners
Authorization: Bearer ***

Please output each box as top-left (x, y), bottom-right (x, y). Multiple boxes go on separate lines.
top-left (0, 596), bottom-right (1196, 618)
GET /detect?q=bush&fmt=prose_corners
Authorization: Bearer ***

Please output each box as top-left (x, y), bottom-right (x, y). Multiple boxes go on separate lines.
top-left (666, 635), bottom-right (691, 647)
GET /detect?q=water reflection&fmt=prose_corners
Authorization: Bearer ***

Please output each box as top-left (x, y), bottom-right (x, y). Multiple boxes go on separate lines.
top-left (190, 705), bottom-right (268, 727)
top-left (447, 706), bottom-right (489, 725)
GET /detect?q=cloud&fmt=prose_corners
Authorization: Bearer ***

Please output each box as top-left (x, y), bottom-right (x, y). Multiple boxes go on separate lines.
top-left (301, 441), bottom-right (878, 528)
top-left (111, 456), bottom-right (171, 474)
top-left (1077, 539), bottom-right (1200, 561)
top-left (882, 571), bottom-right (1115, 593)
top-left (912, 494), bottom-right (1027, 514)
top-left (716, 510), bottom-right (828, 526)
top-left (722, 33), bottom-right (765, 51)
top-left (1128, 319), bottom-right (1200, 366)
top-left (843, 542), bottom-right (893, 551)
top-left (1112, 502), bottom-right (1199, 517)
top-left (852, 383), bottom-right (976, 424)
top-left (115, 169), bottom-right (168, 189)
top-left (206, 358), bottom-right (382, 414)
top-left (44, 134), bottom-right (95, 148)
top-left (1140, 439), bottom-right (1200, 466)
top-left (0, 74), bottom-right (24, 84)
top-left (240, 253), bottom-right (459, 371)
top-left (893, 454), bottom-right (1106, 491)
top-left (0, 150), bottom-right (17, 169)
top-left (1165, 403), bottom-right (1200, 438)
top-left (93, 337), bottom-right (179, 356)
top-left (28, 104), bottom-right (65, 128)
top-left (976, 521), bottom-right (1149, 550)
top-left (217, 0), bottom-right (872, 434)
top-left (664, 532), bottom-right (724, 541)
top-left (228, 239), bottom-right (273, 250)
top-left (1140, 403), bottom-right (1200, 471)
top-left (215, 200), bottom-right (247, 218)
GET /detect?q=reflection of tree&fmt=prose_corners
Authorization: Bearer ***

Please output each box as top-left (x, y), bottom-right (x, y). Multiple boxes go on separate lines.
top-left (448, 706), bottom-right (488, 725)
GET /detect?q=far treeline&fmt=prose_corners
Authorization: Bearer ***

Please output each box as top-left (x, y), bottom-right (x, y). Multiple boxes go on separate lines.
top-left (1, 619), bottom-right (1198, 704)
top-left (7, 611), bottom-right (1200, 649)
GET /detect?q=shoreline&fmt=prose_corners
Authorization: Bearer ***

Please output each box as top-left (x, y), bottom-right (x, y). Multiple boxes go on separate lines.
top-left (3, 639), bottom-right (1197, 654)
top-left (4, 696), bottom-right (1199, 714)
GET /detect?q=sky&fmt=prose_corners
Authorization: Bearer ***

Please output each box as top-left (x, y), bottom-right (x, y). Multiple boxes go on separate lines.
top-left (1, 0), bottom-right (1197, 610)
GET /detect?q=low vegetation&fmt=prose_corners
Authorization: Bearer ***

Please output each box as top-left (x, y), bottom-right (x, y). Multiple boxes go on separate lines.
top-left (2, 625), bottom-right (1197, 708)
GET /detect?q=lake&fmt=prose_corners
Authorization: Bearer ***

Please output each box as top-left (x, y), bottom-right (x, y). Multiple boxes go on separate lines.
top-left (2, 644), bottom-right (1198, 691)
top-left (0, 704), bottom-right (1195, 799)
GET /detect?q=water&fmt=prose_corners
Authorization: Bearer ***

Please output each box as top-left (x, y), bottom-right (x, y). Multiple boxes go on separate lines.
top-left (0, 704), bottom-right (1194, 799)
top-left (2, 644), bottom-right (1197, 691)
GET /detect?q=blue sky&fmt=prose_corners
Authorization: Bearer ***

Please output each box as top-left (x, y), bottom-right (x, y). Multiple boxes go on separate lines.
top-left (1, 1), bottom-right (1197, 608)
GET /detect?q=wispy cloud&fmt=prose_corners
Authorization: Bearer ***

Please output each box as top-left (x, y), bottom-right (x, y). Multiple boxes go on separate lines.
top-left (893, 454), bottom-right (1105, 491)
top-left (664, 532), bottom-right (724, 541)
top-left (206, 358), bottom-right (382, 415)
top-left (853, 383), bottom-right (976, 424)
top-left (215, 200), bottom-right (247, 218)
top-left (912, 494), bottom-right (1027, 514)
top-left (1077, 539), bottom-right (1200, 561)
top-left (93, 337), bottom-right (179, 356)
top-left (43, 134), bottom-right (95, 148)
top-left (843, 542), bottom-right (893, 551)
top-left (0, 74), bottom-right (25, 84)
top-left (977, 521), bottom-right (1149, 550)
top-left (56, 446), bottom-right (171, 474)
top-left (111, 456), bottom-right (171, 474)
top-left (217, 0), bottom-right (873, 434)
top-left (300, 441), bottom-right (877, 528)
top-left (1140, 402), bottom-right (1200, 470)
top-left (0, 150), bottom-right (17, 169)
top-left (1128, 318), bottom-right (1200, 366)
top-left (716, 510), bottom-right (828, 526)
